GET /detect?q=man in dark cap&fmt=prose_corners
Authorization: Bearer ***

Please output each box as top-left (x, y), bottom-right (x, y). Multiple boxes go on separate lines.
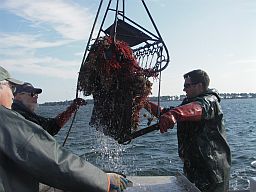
top-left (0, 65), bottom-right (128, 192)
top-left (12, 82), bottom-right (85, 136)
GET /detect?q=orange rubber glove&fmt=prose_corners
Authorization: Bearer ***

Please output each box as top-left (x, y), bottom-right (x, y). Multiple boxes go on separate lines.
top-left (107, 173), bottom-right (128, 192)
top-left (159, 102), bottom-right (202, 133)
top-left (55, 98), bottom-right (86, 128)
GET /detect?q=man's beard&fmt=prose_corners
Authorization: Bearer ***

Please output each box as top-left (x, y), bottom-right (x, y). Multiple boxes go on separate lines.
top-left (23, 101), bottom-right (39, 112)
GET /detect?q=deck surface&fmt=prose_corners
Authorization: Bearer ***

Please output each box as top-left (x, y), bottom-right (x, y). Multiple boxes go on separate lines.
top-left (126, 175), bottom-right (201, 192)
top-left (39, 174), bottom-right (200, 192)
top-left (39, 174), bottom-right (253, 192)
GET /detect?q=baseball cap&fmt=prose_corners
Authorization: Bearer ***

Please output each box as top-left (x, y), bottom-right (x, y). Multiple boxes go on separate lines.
top-left (14, 82), bottom-right (42, 96)
top-left (0, 66), bottom-right (23, 85)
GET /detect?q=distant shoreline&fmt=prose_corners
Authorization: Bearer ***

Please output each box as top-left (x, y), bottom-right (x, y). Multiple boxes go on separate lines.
top-left (40, 93), bottom-right (256, 106)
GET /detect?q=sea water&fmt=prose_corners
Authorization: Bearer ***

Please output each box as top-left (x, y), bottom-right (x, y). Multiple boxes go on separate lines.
top-left (38, 98), bottom-right (256, 191)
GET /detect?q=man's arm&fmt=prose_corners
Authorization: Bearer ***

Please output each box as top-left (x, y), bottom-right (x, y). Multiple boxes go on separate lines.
top-left (0, 107), bottom-right (108, 192)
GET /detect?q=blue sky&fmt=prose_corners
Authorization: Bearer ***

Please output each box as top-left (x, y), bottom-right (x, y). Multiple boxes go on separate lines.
top-left (0, 0), bottom-right (256, 103)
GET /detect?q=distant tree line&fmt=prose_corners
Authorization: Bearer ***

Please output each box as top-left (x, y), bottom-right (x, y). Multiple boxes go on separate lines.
top-left (40, 93), bottom-right (256, 106)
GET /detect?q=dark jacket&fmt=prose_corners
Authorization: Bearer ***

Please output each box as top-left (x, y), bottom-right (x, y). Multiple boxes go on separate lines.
top-left (177, 89), bottom-right (231, 191)
top-left (0, 105), bottom-right (108, 192)
top-left (12, 100), bottom-right (61, 136)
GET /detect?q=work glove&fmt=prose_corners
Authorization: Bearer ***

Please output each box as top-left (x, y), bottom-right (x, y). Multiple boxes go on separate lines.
top-left (159, 111), bottom-right (176, 133)
top-left (107, 173), bottom-right (128, 192)
top-left (144, 100), bottom-right (163, 117)
top-left (56, 98), bottom-right (87, 127)
top-left (73, 97), bottom-right (87, 106)
top-left (159, 102), bottom-right (202, 133)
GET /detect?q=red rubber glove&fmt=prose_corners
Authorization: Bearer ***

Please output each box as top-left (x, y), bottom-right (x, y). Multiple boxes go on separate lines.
top-left (159, 112), bottom-right (176, 133)
top-left (56, 98), bottom-right (87, 127)
top-left (159, 102), bottom-right (202, 133)
top-left (72, 97), bottom-right (87, 107)
top-left (144, 100), bottom-right (163, 117)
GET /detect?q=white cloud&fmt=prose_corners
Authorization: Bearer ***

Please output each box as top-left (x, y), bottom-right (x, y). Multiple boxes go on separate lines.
top-left (0, 34), bottom-right (80, 79)
top-left (1, 0), bottom-right (94, 40)
top-left (0, 56), bottom-right (80, 79)
top-left (0, 0), bottom-right (94, 80)
top-left (74, 51), bottom-right (84, 57)
top-left (0, 33), bottom-right (72, 49)
top-left (230, 59), bottom-right (256, 65)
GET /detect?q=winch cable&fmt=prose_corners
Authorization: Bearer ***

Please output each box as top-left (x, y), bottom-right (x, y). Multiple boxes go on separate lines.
top-left (156, 65), bottom-right (162, 120)
top-left (62, 89), bottom-right (79, 147)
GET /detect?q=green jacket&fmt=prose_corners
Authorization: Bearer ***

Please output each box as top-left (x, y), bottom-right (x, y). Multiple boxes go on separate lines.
top-left (177, 89), bottom-right (231, 191)
top-left (0, 105), bottom-right (108, 192)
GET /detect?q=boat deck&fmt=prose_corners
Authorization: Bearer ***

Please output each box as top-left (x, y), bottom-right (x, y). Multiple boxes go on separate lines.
top-left (39, 173), bottom-right (256, 192)
top-left (126, 173), bottom-right (200, 192)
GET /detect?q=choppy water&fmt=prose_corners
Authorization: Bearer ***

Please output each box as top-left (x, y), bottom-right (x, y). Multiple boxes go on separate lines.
top-left (38, 98), bottom-right (256, 191)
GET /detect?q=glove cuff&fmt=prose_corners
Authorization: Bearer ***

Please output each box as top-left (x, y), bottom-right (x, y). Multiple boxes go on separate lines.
top-left (55, 102), bottom-right (78, 127)
top-left (171, 102), bottom-right (202, 122)
top-left (145, 101), bottom-right (163, 117)
top-left (107, 175), bottom-right (111, 192)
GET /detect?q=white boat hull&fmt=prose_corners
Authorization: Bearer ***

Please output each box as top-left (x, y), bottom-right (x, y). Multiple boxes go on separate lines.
top-left (39, 173), bottom-right (255, 192)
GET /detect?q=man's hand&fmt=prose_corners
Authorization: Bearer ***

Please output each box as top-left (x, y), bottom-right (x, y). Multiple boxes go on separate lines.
top-left (159, 111), bottom-right (176, 133)
top-left (144, 100), bottom-right (163, 117)
top-left (72, 98), bottom-right (86, 107)
top-left (107, 173), bottom-right (128, 192)
top-left (55, 98), bottom-right (87, 128)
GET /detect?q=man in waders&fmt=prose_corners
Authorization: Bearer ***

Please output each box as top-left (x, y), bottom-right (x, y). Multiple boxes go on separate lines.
top-left (145, 69), bottom-right (231, 192)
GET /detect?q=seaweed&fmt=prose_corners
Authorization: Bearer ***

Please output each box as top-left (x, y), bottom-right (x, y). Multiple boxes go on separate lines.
top-left (78, 36), bottom-right (153, 141)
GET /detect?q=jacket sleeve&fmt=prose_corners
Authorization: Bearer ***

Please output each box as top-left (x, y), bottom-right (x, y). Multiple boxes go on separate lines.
top-left (12, 102), bottom-right (61, 136)
top-left (36, 115), bottom-right (61, 136)
top-left (0, 107), bottom-right (108, 192)
top-left (196, 95), bottom-right (221, 120)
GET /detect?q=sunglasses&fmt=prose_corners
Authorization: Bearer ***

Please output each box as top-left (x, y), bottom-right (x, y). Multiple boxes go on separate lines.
top-left (9, 83), bottom-right (16, 93)
top-left (19, 92), bottom-right (38, 97)
top-left (183, 83), bottom-right (198, 89)
top-left (30, 92), bottom-right (38, 97)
